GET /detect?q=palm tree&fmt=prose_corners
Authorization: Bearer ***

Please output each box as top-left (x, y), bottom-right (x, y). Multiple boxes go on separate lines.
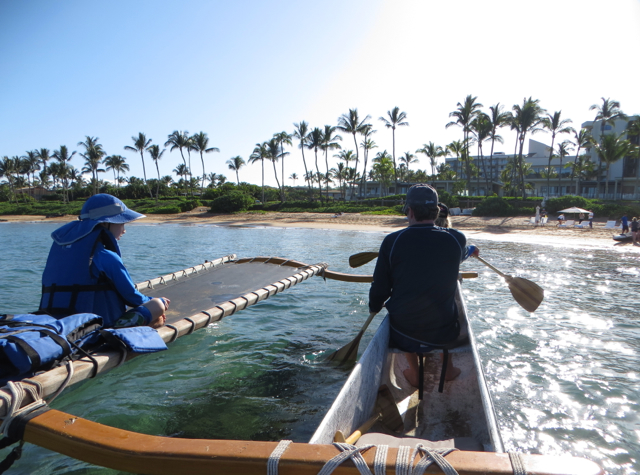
top-left (0, 156), bottom-right (17, 202)
top-left (556, 140), bottom-right (574, 196)
top-left (52, 146), bottom-right (76, 192)
top-left (626, 119), bottom-right (640, 199)
top-left (359, 125), bottom-right (377, 198)
top-left (104, 155), bottom-right (129, 195)
top-left (190, 131), bottom-right (220, 193)
top-left (398, 151), bottom-right (419, 176)
top-left (470, 113), bottom-right (493, 192)
top-left (173, 163), bottom-right (190, 191)
top-left (35, 148), bottom-right (52, 189)
top-left (78, 136), bottom-right (106, 195)
top-left (165, 130), bottom-right (191, 194)
top-left (416, 143), bottom-right (443, 177)
top-left (227, 156), bottom-right (245, 185)
top-left (372, 150), bottom-right (394, 196)
top-left (379, 107), bottom-right (409, 193)
top-left (305, 127), bottom-right (324, 200)
top-left (249, 142), bottom-right (269, 203)
top-left (487, 103), bottom-right (510, 183)
top-left (570, 128), bottom-right (592, 196)
top-left (265, 138), bottom-right (284, 201)
top-left (146, 145), bottom-right (165, 201)
top-left (289, 172), bottom-right (298, 186)
top-left (447, 140), bottom-right (466, 180)
top-left (590, 133), bottom-right (635, 198)
top-left (273, 131), bottom-right (292, 202)
top-left (337, 108), bottom-right (371, 198)
top-left (124, 133), bottom-right (153, 198)
top-left (22, 150), bottom-right (41, 193)
top-left (330, 162), bottom-right (347, 199)
top-left (293, 121), bottom-right (312, 196)
top-left (511, 98), bottom-right (546, 198)
top-left (589, 98), bottom-right (627, 198)
top-left (542, 111), bottom-right (574, 199)
top-left (320, 126), bottom-right (342, 198)
top-left (572, 155), bottom-right (596, 196)
top-left (446, 95), bottom-right (483, 192)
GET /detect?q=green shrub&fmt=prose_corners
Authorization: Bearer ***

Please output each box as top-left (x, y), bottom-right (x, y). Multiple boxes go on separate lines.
top-left (146, 205), bottom-right (182, 214)
top-left (210, 191), bottom-right (255, 213)
top-left (545, 196), bottom-right (592, 213)
top-left (179, 199), bottom-right (201, 212)
top-left (472, 197), bottom-right (515, 216)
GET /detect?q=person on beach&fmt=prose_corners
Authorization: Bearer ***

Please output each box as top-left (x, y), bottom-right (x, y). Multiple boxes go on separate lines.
top-left (578, 213), bottom-right (584, 224)
top-left (631, 217), bottom-right (639, 245)
top-left (39, 193), bottom-right (169, 328)
top-left (535, 205), bottom-right (540, 225)
top-left (557, 214), bottom-right (566, 226)
top-left (621, 214), bottom-right (629, 234)
top-left (589, 211), bottom-right (594, 228)
top-left (368, 184), bottom-right (479, 388)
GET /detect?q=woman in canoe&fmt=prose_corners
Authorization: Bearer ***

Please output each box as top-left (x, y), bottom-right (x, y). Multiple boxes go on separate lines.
top-left (38, 193), bottom-right (169, 328)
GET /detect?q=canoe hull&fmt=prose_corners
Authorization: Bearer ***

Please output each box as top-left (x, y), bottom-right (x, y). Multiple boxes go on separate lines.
top-left (310, 282), bottom-right (503, 452)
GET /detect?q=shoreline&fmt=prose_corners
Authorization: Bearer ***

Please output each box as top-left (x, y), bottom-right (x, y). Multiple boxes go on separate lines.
top-left (1, 211), bottom-right (633, 248)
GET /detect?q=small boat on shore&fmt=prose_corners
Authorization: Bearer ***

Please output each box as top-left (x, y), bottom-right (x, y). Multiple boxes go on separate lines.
top-left (0, 256), bottom-right (602, 474)
top-left (613, 232), bottom-right (633, 242)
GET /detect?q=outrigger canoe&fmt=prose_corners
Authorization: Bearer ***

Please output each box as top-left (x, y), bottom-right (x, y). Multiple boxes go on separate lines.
top-left (0, 256), bottom-right (602, 475)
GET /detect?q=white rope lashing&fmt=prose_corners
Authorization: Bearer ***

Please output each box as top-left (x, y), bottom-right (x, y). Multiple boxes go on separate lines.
top-left (267, 439), bottom-right (292, 475)
top-left (0, 382), bottom-right (46, 437)
top-left (509, 451), bottom-right (527, 475)
top-left (317, 443), bottom-right (376, 475)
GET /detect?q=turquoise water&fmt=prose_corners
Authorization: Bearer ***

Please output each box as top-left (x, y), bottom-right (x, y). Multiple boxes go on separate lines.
top-left (0, 222), bottom-right (639, 474)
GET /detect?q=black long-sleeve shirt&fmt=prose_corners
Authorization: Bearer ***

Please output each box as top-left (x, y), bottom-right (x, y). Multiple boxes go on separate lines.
top-left (369, 223), bottom-right (468, 344)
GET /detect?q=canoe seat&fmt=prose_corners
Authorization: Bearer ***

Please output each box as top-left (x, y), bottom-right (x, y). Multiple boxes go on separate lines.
top-left (356, 432), bottom-right (483, 451)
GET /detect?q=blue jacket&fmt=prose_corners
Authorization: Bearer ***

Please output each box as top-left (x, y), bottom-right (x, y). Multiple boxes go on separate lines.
top-left (369, 224), bottom-right (470, 344)
top-left (39, 226), bottom-right (150, 327)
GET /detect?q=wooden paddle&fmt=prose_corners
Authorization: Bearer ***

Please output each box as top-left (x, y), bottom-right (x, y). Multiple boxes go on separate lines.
top-left (324, 312), bottom-right (377, 365)
top-left (474, 255), bottom-right (544, 312)
top-left (349, 251), bottom-right (379, 268)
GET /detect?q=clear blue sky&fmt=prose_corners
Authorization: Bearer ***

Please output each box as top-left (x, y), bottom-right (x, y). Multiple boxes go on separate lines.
top-left (1, 0), bottom-right (639, 188)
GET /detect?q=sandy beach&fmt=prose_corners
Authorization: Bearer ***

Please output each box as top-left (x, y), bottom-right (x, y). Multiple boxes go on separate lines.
top-left (1, 209), bottom-right (632, 248)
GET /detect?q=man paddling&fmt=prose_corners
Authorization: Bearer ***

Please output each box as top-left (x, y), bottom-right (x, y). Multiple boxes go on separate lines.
top-left (368, 184), bottom-right (478, 388)
top-left (39, 193), bottom-right (169, 328)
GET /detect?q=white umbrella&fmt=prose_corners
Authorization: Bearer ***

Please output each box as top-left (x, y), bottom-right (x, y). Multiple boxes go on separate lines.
top-left (558, 207), bottom-right (590, 214)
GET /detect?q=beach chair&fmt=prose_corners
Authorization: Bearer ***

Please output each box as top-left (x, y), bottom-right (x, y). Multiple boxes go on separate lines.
top-left (527, 217), bottom-right (536, 225)
top-left (604, 220), bottom-right (617, 229)
top-left (558, 220), bottom-right (574, 228)
top-left (574, 221), bottom-right (588, 228)
top-left (449, 207), bottom-right (461, 216)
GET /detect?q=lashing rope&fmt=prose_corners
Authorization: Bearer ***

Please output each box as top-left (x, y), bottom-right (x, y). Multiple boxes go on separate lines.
top-left (318, 443), bottom-right (376, 475)
top-left (267, 439), bottom-right (291, 475)
top-left (509, 451), bottom-right (527, 475)
top-left (0, 381), bottom-right (48, 474)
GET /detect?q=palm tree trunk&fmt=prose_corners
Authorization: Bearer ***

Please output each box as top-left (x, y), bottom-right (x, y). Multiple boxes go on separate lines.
top-left (559, 156), bottom-right (563, 196)
top-left (200, 151), bottom-right (206, 194)
top-left (392, 128), bottom-right (397, 194)
top-left (261, 160), bottom-right (265, 203)
top-left (155, 162), bottom-right (161, 203)
top-left (140, 151), bottom-right (153, 198)
top-left (314, 149), bottom-right (322, 202)
top-left (300, 144), bottom-right (312, 197)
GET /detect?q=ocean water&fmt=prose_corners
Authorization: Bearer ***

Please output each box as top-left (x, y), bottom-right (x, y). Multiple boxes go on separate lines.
top-left (0, 221), bottom-right (639, 474)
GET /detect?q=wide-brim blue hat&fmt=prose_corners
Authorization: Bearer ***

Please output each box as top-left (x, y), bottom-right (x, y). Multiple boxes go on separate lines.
top-left (52, 194), bottom-right (145, 245)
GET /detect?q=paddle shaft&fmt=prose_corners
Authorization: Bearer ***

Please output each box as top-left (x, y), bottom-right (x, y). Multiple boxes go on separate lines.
top-left (474, 255), bottom-right (508, 279)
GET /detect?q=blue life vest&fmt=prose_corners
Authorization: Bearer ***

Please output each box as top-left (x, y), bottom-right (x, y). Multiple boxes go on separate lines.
top-left (0, 313), bottom-right (168, 383)
top-left (39, 227), bottom-right (126, 318)
top-left (0, 313), bottom-right (102, 380)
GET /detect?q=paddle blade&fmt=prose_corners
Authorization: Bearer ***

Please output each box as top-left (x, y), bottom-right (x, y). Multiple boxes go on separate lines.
top-left (375, 385), bottom-right (404, 433)
top-left (324, 334), bottom-right (363, 365)
top-left (507, 276), bottom-right (544, 312)
top-left (349, 252), bottom-right (379, 268)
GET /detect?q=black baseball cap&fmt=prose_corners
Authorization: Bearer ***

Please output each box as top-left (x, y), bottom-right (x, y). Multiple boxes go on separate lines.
top-left (402, 184), bottom-right (439, 214)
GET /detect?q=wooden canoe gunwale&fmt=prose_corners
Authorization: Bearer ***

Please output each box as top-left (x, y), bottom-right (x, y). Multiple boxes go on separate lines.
top-left (17, 408), bottom-right (604, 475)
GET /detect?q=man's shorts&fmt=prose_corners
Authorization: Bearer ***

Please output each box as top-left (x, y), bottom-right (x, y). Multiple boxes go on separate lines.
top-left (389, 323), bottom-right (462, 353)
